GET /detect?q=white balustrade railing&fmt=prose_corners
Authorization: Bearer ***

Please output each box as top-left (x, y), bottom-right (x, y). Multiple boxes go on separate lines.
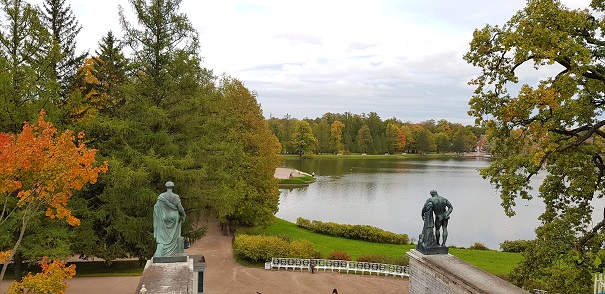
top-left (267, 258), bottom-right (409, 278)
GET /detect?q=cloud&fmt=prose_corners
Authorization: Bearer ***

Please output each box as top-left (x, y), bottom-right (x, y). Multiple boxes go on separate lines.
top-left (20, 0), bottom-right (592, 124)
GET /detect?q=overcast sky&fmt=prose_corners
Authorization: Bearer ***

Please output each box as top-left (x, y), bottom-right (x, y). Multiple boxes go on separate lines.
top-left (28, 0), bottom-right (591, 124)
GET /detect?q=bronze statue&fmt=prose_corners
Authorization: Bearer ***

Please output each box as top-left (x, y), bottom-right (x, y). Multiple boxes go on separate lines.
top-left (417, 190), bottom-right (453, 254)
top-left (153, 181), bottom-right (187, 257)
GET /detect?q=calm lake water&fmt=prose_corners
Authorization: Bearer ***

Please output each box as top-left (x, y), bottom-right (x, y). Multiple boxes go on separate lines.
top-left (276, 156), bottom-right (605, 250)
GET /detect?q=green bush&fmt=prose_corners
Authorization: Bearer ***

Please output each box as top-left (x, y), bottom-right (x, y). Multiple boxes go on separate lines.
top-left (500, 240), bottom-right (532, 253)
top-left (357, 254), bottom-right (409, 266)
top-left (233, 234), bottom-right (289, 262)
top-left (288, 240), bottom-right (318, 258)
top-left (327, 250), bottom-right (351, 261)
top-left (295, 217), bottom-right (409, 245)
top-left (469, 242), bottom-right (490, 250)
top-left (233, 234), bottom-right (317, 262)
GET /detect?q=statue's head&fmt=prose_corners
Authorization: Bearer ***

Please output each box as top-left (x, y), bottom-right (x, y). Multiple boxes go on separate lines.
top-left (430, 190), bottom-right (438, 196)
top-left (165, 181), bottom-right (175, 189)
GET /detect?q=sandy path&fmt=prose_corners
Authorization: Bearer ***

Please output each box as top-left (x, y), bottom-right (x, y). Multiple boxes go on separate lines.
top-left (1, 217), bottom-right (409, 294)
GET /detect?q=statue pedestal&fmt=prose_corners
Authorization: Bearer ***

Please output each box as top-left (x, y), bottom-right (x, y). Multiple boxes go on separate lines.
top-left (416, 243), bottom-right (449, 255)
top-left (136, 255), bottom-right (206, 294)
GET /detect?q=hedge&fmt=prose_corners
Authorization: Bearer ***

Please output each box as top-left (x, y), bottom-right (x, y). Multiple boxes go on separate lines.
top-left (296, 217), bottom-right (409, 245)
top-left (233, 234), bottom-right (318, 262)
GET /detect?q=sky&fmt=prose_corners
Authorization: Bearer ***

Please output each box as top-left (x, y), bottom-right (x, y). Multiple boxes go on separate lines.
top-left (28, 0), bottom-right (592, 124)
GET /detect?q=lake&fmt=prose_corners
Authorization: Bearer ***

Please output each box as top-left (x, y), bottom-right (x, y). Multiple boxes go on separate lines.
top-left (276, 156), bottom-right (605, 250)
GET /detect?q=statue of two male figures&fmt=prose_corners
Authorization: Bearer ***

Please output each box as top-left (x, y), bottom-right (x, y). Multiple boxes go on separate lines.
top-left (417, 190), bottom-right (453, 255)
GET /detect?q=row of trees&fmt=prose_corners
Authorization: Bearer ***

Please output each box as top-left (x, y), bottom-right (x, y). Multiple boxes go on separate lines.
top-left (0, 0), bottom-right (281, 286)
top-left (268, 113), bottom-right (486, 156)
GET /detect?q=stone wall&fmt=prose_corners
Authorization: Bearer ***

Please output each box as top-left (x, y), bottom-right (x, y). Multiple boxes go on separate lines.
top-left (407, 249), bottom-right (528, 294)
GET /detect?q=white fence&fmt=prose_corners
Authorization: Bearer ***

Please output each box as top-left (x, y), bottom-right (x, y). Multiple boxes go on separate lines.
top-left (267, 258), bottom-right (409, 278)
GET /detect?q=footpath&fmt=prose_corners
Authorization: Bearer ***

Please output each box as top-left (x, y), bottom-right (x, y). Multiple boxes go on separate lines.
top-left (2, 217), bottom-right (409, 293)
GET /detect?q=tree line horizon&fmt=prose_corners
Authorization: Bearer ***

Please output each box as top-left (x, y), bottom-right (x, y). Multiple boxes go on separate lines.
top-left (267, 112), bottom-right (486, 156)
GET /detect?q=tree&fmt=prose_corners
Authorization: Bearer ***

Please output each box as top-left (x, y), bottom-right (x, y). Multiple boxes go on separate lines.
top-left (119, 0), bottom-right (199, 106)
top-left (416, 129), bottom-right (435, 154)
top-left (291, 120), bottom-right (317, 157)
top-left (205, 76), bottom-right (281, 227)
top-left (0, 110), bottom-right (108, 287)
top-left (39, 0), bottom-right (87, 99)
top-left (314, 118), bottom-right (330, 154)
top-left (385, 123), bottom-right (404, 154)
top-left (0, 0), bottom-right (53, 133)
top-left (330, 120), bottom-right (345, 154)
top-left (356, 125), bottom-right (373, 154)
top-left (464, 0), bottom-right (605, 291)
top-left (73, 31), bottom-right (128, 117)
top-left (434, 132), bottom-right (450, 154)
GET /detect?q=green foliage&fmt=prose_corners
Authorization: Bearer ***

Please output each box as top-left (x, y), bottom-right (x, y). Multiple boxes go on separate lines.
top-left (464, 0), bottom-right (605, 290)
top-left (232, 234), bottom-right (317, 262)
top-left (296, 217), bottom-right (409, 245)
top-left (291, 120), bottom-right (318, 157)
top-left (499, 240), bottom-right (532, 253)
top-left (327, 250), bottom-right (351, 261)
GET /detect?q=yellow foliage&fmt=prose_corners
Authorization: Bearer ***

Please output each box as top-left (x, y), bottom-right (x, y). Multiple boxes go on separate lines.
top-left (0, 250), bottom-right (12, 264)
top-left (7, 257), bottom-right (76, 294)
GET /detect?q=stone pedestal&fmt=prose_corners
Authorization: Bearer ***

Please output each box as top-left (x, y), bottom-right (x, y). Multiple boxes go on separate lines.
top-left (135, 256), bottom-right (195, 294)
top-left (406, 249), bottom-right (528, 294)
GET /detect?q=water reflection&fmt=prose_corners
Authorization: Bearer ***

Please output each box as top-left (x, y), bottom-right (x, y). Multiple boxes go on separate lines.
top-left (276, 157), bottom-right (605, 250)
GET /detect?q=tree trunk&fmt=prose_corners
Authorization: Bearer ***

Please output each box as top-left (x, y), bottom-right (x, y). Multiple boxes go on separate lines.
top-left (13, 251), bottom-right (23, 281)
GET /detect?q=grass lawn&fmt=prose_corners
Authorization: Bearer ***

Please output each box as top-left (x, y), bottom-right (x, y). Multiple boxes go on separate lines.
top-left (242, 217), bottom-right (522, 278)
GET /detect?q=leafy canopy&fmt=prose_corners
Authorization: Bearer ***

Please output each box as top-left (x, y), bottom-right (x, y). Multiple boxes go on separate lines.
top-left (465, 0), bottom-right (605, 292)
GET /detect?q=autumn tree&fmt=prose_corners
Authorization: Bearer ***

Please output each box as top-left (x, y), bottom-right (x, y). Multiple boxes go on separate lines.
top-left (0, 111), bottom-right (108, 288)
top-left (291, 120), bottom-right (318, 157)
top-left (330, 120), bottom-right (345, 154)
top-left (465, 0), bottom-right (605, 291)
top-left (356, 125), bottom-right (373, 154)
top-left (385, 123), bottom-right (404, 154)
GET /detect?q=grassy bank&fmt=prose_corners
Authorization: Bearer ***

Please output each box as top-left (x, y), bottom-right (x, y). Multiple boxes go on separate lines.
top-left (242, 218), bottom-right (522, 277)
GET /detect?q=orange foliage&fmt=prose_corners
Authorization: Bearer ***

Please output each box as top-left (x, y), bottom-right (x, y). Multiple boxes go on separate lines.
top-left (0, 110), bottom-right (108, 226)
top-left (7, 257), bottom-right (76, 294)
top-left (0, 250), bottom-right (11, 264)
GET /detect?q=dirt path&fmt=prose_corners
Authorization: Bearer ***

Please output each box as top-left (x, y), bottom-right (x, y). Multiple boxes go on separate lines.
top-left (2, 218), bottom-right (409, 294)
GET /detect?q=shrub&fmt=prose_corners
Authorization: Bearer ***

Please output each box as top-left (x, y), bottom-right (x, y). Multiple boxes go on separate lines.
top-left (233, 234), bottom-right (289, 262)
top-left (295, 217), bottom-right (409, 245)
top-left (500, 240), bottom-right (532, 253)
top-left (327, 250), bottom-right (351, 261)
top-left (233, 234), bottom-right (318, 262)
top-left (469, 242), bottom-right (490, 250)
top-left (288, 240), bottom-right (317, 258)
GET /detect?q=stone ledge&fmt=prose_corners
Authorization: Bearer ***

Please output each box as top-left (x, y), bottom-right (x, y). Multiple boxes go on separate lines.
top-left (407, 249), bottom-right (528, 294)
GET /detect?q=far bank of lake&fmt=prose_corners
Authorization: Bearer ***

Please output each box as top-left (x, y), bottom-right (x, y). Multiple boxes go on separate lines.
top-left (275, 155), bottom-right (605, 250)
